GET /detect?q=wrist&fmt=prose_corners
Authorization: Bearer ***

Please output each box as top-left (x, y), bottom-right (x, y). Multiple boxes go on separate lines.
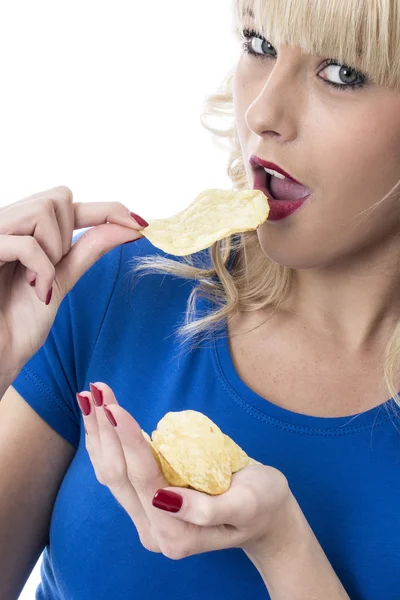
top-left (244, 489), bottom-right (309, 566)
top-left (0, 367), bottom-right (20, 400)
top-left (244, 493), bottom-right (350, 599)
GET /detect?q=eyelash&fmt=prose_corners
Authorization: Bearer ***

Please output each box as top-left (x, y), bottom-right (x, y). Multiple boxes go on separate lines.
top-left (240, 29), bottom-right (368, 92)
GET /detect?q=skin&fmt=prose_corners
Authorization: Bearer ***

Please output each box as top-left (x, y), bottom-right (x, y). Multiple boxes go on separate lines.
top-left (233, 15), bottom-right (400, 357)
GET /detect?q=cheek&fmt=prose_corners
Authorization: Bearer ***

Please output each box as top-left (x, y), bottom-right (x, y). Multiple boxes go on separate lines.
top-left (233, 63), bottom-right (253, 138)
top-left (256, 187), bottom-right (400, 271)
top-left (308, 99), bottom-right (399, 194)
top-left (296, 104), bottom-right (400, 220)
top-left (313, 140), bottom-right (399, 223)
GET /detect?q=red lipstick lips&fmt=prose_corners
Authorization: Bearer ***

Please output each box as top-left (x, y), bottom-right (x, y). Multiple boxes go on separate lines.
top-left (249, 155), bottom-right (311, 221)
top-left (249, 155), bottom-right (307, 185)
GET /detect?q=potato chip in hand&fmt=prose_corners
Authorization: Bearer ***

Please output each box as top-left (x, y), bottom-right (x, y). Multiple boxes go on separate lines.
top-left (138, 189), bottom-right (270, 256)
top-left (142, 410), bottom-right (258, 495)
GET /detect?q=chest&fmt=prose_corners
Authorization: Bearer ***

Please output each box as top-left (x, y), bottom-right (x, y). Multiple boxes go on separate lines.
top-left (52, 420), bottom-right (400, 600)
top-left (227, 312), bottom-right (389, 418)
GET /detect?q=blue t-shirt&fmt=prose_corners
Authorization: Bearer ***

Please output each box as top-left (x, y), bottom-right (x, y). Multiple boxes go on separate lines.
top-left (12, 232), bottom-right (400, 600)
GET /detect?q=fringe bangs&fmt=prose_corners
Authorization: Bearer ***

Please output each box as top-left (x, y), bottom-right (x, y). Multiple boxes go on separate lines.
top-left (235, 0), bottom-right (400, 89)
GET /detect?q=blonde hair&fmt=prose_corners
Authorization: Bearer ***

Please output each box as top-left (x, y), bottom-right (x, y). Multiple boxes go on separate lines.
top-left (130, 0), bottom-right (400, 410)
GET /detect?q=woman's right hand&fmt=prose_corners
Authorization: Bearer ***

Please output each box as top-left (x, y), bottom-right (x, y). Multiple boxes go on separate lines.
top-left (0, 186), bottom-right (146, 379)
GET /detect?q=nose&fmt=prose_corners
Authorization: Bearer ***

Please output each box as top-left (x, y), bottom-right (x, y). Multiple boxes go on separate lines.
top-left (245, 53), bottom-right (304, 141)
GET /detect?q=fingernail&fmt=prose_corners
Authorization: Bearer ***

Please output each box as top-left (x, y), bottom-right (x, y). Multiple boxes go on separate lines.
top-left (122, 238), bottom-right (144, 246)
top-left (45, 287), bottom-right (53, 305)
top-left (152, 489), bottom-right (183, 513)
top-left (130, 212), bottom-right (149, 228)
top-left (76, 393), bottom-right (91, 416)
top-left (90, 383), bottom-right (103, 407)
top-left (103, 406), bottom-right (117, 427)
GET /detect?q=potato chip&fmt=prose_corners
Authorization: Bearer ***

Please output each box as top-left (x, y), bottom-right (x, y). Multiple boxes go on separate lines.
top-left (142, 429), bottom-right (189, 487)
top-left (152, 411), bottom-right (232, 495)
top-left (223, 434), bottom-right (249, 473)
top-left (143, 412), bottom-right (261, 495)
top-left (139, 189), bottom-right (270, 256)
top-left (154, 410), bottom-right (225, 440)
top-left (142, 429), bottom-right (162, 470)
top-left (247, 457), bottom-right (263, 466)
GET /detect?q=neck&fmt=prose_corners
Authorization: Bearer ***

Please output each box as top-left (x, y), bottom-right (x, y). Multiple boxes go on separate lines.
top-left (284, 236), bottom-right (400, 352)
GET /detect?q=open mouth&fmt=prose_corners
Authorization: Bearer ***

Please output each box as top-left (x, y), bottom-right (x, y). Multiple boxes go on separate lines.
top-left (253, 168), bottom-right (277, 199)
top-left (253, 168), bottom-right (311, 202)
top-left (254, 168), bottom-right (275, 197)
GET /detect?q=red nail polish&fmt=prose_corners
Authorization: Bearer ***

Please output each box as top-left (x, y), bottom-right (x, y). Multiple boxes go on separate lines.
top-left (45, 287), bottom-right (53, 305)
top-left (90, 383), bottom-right (103, 407)
top-left (103, 406), bottom-right (117, 427)
top-left (122, 239), bottom-right (144, 245)
top-left (76, 393), bottom-right (91, 416)
top-left (130, 212), bottom-right (149, 228)
top-left (152, 489), bottom-right (183, 513)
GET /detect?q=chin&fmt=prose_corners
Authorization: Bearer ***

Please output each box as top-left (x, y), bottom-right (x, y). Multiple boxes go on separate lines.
top-left (263, 253), bottom-right (323, 270)
top-left (256, 231), bottom-right (331, 270)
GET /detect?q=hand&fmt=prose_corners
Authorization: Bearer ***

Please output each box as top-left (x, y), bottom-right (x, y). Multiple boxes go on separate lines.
top-left (0, 186), bottom-right (145, 378)
top-left (77, 382), bottom-right (292, 562)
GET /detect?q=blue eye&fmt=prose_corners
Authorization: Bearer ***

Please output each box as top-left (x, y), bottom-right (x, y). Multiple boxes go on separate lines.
top-left (246, 35), bottom-right (276, 57)
top-left (240, 29), bottom-right (368, 92)
top-left (319, 60), bottom-right (366, 89)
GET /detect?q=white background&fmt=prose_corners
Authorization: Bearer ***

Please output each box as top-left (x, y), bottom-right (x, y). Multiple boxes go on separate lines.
top-left (0, 1), bottom-right (240, 598)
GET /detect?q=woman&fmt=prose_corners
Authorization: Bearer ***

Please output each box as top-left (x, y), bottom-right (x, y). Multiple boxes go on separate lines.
top-left (1, 0), bottom-right (400, 598)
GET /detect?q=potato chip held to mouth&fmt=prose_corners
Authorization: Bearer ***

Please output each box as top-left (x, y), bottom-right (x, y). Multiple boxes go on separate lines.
top-left (138, 189), bottom-right (270, 256)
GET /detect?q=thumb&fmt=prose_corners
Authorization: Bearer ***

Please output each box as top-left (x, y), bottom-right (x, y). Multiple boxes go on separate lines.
top-left (55, 202), bottom-right (146, 297)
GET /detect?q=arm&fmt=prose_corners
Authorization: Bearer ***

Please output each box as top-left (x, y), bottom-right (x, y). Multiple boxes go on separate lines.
top-left (244, 491), bottom-right (350, 600)
top-left (0, 385), bottom-right (76, 598)
top-left (0, 367), bottom-right (20, 399)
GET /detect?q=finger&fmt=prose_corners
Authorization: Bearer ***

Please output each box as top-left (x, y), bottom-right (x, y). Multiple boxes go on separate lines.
top-left (44, 187), bottom-right (74, 260)
top-left (78, 385), bottom-right (152, 541)
top-left (103, 402), bottom-right (169, 517)
top-left (0, 235), bottom-right (56, 304)
top-left (153, 464), bottom-right (270, 528)
top-left (0, 187), bottom-right (70, 258)
top-left (55, 202), bottom-right (146, 298)
top-left (101, 398), bottom-right (244, 557)
top-left (72, 199), bottom-right (147, 233)
top-left (25, 192), bottom-right (65, 265)
top-left (0, 187), bottom-right (145, 249)
top-left (88, 383), bottom-right (150, 527)
top-left (0, 187), bottom-right (69, 285)
top-left (89, 383), bottom-right (128, 485)
top-left (24, 206), bottom-right (63, 296)
top-left (26, 268), bottom-right (37, 285)
top-left (76, 391), bottom-right (100, 441)
top-left (105, 403), bottom-right (256, 557)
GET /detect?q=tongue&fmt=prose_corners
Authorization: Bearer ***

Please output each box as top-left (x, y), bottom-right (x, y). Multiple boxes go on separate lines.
top-left (270, 176), bottom-right (310, 201)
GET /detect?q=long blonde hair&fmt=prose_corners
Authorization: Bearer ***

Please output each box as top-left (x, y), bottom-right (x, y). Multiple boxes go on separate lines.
top-left (129, 0), bottom-right (400, 408)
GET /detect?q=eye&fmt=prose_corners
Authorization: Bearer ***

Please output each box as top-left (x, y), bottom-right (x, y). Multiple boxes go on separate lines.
top-left (240, 29), bottom-right (368, 91)
top-left (241, 29), bottom-right (277, 58)
top-left (318, 60), bottom-right (365, 88)
top-left (248, 36), bottom-right (276, 57)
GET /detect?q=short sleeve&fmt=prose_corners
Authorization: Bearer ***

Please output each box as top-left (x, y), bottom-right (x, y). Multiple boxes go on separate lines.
top-left (11, 230), bottom-right (123, 449)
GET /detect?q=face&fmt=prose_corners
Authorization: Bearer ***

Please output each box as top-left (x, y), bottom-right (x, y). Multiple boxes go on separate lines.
top-left (233, 17), bottom-right (400, 270)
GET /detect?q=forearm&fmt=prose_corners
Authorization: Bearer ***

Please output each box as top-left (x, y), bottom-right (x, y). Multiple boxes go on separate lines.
top-left (245, 492), bottom-right (350, 600)
top-left (0, 365), bottom-right (20, 400)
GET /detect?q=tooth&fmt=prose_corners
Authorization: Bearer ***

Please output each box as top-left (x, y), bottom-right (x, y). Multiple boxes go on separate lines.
top-left (263, 167), bottom-right (286, 180)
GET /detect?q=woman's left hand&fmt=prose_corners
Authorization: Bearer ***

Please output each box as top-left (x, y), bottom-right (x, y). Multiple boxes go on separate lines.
top-left (77, 382), bottom-right (292, 562)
